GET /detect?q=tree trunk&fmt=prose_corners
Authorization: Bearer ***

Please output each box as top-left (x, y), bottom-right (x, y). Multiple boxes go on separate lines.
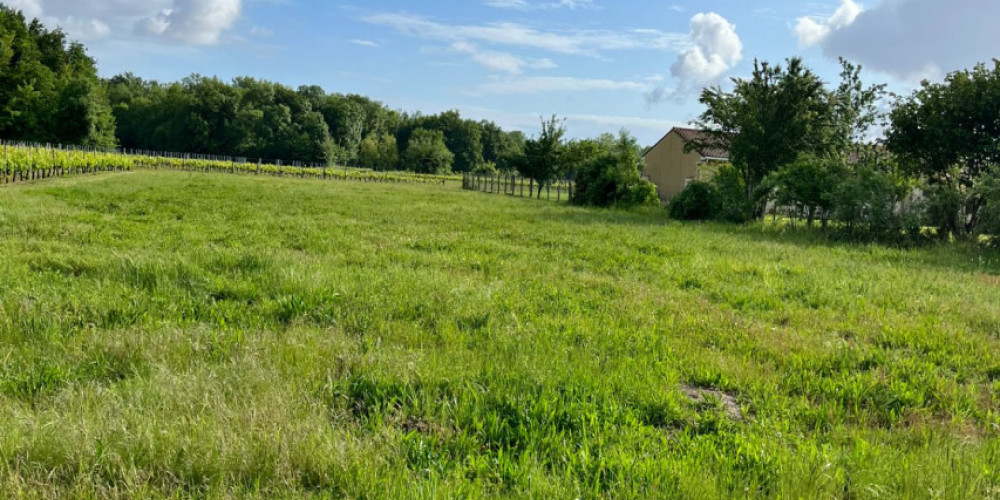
top-left (967, 195), bottom-right (984, 234)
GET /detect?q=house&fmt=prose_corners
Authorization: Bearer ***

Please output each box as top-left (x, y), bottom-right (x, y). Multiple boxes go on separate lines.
top-left (642, 127), bottom-right (729, 202)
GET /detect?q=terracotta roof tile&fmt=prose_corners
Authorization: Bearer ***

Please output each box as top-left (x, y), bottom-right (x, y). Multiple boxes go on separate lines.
top-left (671, 127), bottom-right (729, 160)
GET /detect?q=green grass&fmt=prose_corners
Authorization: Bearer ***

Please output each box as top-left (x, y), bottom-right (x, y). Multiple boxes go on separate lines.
top-left (1, 170), bottom-right (1000, 498)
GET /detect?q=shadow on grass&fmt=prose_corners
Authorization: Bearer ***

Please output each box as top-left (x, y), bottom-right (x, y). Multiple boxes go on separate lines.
top-left (534, 205), bottom-right (1000, 276)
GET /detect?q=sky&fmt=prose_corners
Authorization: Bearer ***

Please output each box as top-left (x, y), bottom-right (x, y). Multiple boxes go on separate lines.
top-left (5, 0), bottom-right (999, 145)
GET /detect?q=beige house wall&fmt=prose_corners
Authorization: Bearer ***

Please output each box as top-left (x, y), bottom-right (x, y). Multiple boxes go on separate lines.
top-left (642, 131), bottom-right (704, 202)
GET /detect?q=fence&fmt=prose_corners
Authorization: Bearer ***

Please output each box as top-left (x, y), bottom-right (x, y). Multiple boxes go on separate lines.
top-left (0, 139), bottom-right (452, 186)
top-left (462, 172), bottom-right (575, 202)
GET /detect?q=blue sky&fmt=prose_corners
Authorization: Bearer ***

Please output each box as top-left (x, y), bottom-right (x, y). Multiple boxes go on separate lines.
top-left (7, 0), bottom-right (999, 145)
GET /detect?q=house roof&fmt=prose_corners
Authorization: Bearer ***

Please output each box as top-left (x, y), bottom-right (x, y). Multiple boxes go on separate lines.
top-left (671, 127), bottom-right (729, 160)
top-left (644, 127), bottom-right (730, 161)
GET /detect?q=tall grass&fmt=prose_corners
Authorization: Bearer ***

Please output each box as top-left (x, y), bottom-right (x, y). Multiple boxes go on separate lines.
top-left (0, 171), bottom-right (998, 498)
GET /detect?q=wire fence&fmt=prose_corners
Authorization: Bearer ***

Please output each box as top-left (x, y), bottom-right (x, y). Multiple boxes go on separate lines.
top-left (462, 172), bottom-right (575, 202)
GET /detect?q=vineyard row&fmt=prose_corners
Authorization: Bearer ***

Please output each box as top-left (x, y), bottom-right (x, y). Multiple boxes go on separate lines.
top-left (0, 142), bottom-right (459, 186)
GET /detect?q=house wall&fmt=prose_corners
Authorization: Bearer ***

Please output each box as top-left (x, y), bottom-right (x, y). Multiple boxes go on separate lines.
top-left (642, 131), bottom-right (703, 202)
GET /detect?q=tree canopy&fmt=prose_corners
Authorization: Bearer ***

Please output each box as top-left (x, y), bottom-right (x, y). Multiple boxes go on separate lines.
top-left (689, 57), bottom-right (886, 219)
top-left (0, 6), bottom-right (115, 147)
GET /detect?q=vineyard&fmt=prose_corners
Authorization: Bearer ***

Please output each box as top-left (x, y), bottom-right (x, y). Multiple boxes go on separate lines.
top-left (0, 142), bottom-right (461, 185)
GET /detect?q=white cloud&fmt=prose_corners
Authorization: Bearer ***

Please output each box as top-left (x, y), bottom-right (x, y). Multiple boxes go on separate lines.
top-left (8, 0), bottom-right (244, 45)
top-left (669, 12), bottom-right (742, 92)
top-left (793, 0), bottom-right (862, 48)
top-left (564, 113), bottom-right (684, 132)
top-left (5, 0), bottom-right (44, 18)
top-left (58, 17), bottom-right (112, 39)
top-left (484, 0), bottom-right (595, 10)
top-left (362, 13), bottom-right (687, 57)
top-left (139, 0), bottom-right (241, 45)
top-left (350, 39), bottom-right (380, 47)
top-left (450, 41), bottom-right (557, 74)
top-left (475, 76), bottom-right (652, 95)
top-left (803, 0), bottom-right (1000, 82)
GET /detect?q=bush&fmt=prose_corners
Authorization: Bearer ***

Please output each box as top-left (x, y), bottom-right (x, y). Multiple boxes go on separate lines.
top-left (974, 168), bottom-right (1000, 245)
top-left (572, 131), bottom-right (659, 208)
top-left (921, 178), bottom-right (965, 238)
top-left (762, 155), bottom-right (845, 227)
top-left (668, 181), bottom-right (719, 220)
top-left (667, 163), bottom-right (751, 223)
top-left (830, 165), bottom-right (920, 244)
top-left (712, 164), bottom-right (753, 223)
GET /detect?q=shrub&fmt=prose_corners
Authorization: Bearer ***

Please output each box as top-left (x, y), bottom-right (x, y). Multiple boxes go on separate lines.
top-left (572, 131), bottom-right (659, 208)
top-left (830, 165), bottom-right (920, 243)
top-left (974, 168), bottom-right (1000, 245)
top-left (763, 155), bottom-right (845, 227)
top-left (668, 181), bottom-right (719, 220)
top-left (920, 179), bottom-right (966, 238)
top-left (712, 164), bottom-right (753, 223)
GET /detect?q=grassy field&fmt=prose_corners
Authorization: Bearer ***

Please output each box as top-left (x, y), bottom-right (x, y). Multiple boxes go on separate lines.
top-left (1, 170), bottom-right (1000, 498)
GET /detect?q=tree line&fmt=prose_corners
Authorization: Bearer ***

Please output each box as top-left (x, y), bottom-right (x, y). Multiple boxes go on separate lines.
top-left (0, 6), bottom-right (657, 208)
top-left (0, 6), bottom-right (525, 174)
top-left (670, 56), bottom-right (1000, 244)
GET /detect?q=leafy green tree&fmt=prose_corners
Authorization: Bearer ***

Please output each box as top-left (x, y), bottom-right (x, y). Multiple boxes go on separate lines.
top-left (888, 61), bottom-right (1000, 232)
top-left (0, 6), bottom-right (115, 147)
top-left (359, 132), bottom-right (398, 170)
top-left (402, 110), bottom-right (483, 173)
top-left (516, 116), bottom-right (566, 198)
top-left (689, 58), bottom-right (833, 217)
top-left (572, 131), bottom-right (658, 207)
top-left (562, 135), bottom-right (610, 181)
top-left (403, 128), bottom-right (453, 174)
top-left (496, 131), bottom-right (526, 173)
top-left (828, 58), bottom-right (887, 157)
top-left (763, 155), bottom-right (846, 227)
top-left (974, 168), bottom-right (1000, 243)
top-left (481, 120), bottom-right (525, 173)
top-left (920, 179), bottom-right (965, 238)
top-left (831, 160), bottom-right (917, 242)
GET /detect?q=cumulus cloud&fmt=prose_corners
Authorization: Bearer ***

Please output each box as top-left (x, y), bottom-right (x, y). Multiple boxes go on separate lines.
top-left (793, 0), bottom-right (862, 48)
top-left (138, 0), bottom-right (241, 45)
top-left (6, 0), bottom-right (244, 45)
top-left (799, 0), bottom-right (1000, 82)
top-left (668, 12), bottom-right (742, 93)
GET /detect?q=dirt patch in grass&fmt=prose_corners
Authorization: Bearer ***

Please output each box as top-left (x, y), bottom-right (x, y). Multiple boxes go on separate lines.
top-left (682, 385), bottom-right (743, 421)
